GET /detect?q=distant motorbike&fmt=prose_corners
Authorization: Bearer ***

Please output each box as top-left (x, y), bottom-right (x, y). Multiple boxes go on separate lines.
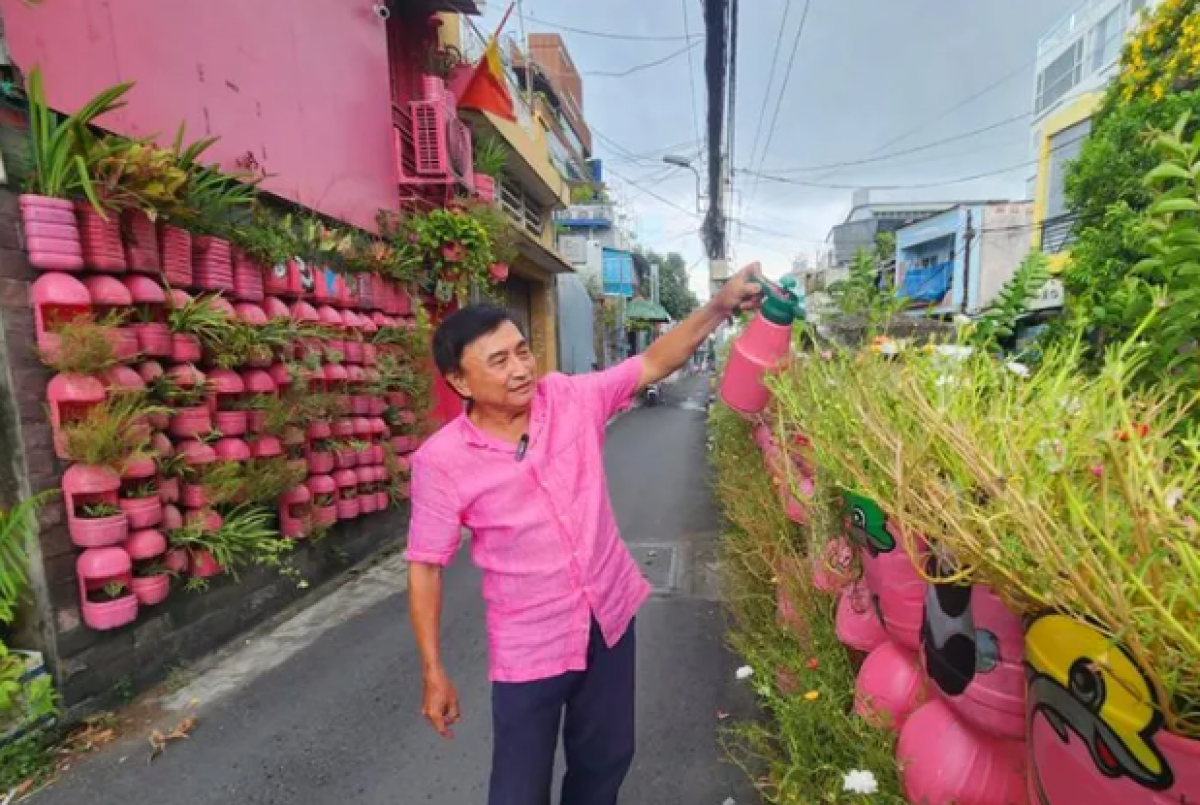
top-left (643, 384), bottom-right (661, 407)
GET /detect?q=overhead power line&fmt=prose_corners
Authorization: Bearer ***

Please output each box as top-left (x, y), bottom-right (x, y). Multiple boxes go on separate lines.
top-left (523, 14), bottom-right (700, 42)
top-left (745, 0), bottom-right (793, 178)
top-left (757, 110), bottom-right (1034, 174)
top-left (756, 0), bottom-right (813, 174)
top-left (584, 41), bottom-right (703, 78)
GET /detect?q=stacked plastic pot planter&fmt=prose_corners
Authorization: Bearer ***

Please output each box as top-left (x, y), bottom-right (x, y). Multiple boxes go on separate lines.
top-left (746, 421), bottom-right (1200, 805)
top-left (22, 202), bottom-right (422, 632)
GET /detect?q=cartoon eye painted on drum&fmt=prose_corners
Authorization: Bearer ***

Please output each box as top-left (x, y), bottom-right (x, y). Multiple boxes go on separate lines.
top-left (296, 258), bottom-right (315, 293)
top-left (842, 492), bottom-right (896, 556)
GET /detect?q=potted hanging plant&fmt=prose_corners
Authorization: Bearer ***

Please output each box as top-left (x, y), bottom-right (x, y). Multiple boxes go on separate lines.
top-left (472, 135), bottom-right (508, 203)
top-left (167, 291), bottom-right (235, 363)
top-left (19, 68), bottom-right (133, 272)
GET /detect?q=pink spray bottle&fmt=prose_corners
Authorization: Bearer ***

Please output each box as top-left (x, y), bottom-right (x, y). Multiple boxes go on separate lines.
top-left (719, 275), bottom-right (804, 416)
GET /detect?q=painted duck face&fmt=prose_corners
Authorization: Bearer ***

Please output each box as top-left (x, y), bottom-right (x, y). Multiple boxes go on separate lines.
top-left (842, 492), bottom-right (896, 557)
top-left (1025, 614), bottom-right (1172, 802)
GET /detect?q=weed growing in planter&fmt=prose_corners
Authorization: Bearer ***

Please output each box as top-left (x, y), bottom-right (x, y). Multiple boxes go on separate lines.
top-left (167, 293), bottom-right (235, 350)
top-left (59, 392), bottom-right (166, 469)
top-left (237, 458), bottom-right (306, 505)
top-left (37, 316), bottom-right (122, 375)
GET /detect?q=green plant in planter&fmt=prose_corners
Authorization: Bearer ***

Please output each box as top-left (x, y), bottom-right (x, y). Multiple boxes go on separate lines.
top-left (185, 461), bottom-right (244, 507)
top-left (473, 136), bottom-right (509, 179)
top-left (96, 581), bottom-right (128, 602)
top-left (157, 450), bottom-right (188, 482)
top-left (79, 501), bottom-right (121, 519)
top-left (23, 67), bottom-right (134, 209)
top-left (125, 481), bottom-right (159, 499)
top-left (230, 209), bottom-right (299, 266)
top-left (174, 164), bottom-right (259, 238)
top-left (75, 132), bottom-right (189, 217)
top-left (295, 215), bottom-right (352, 268)
top-left (167, 293), bottom-right (235, 350)
top-left (237, 458), bottom-right (306, 505)
top-left (60, 391), bottom-right (167, 469)
top-left (388, 203), bottom-right (508, 303)
top-left (37, 315), bottom-right (121, 375)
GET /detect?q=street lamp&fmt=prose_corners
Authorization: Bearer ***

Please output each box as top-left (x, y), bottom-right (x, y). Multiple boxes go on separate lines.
top-left (662, 154), bottom-right (704, 214)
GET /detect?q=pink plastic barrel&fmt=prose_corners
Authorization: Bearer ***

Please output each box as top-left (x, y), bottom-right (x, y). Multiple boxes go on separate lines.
top-left (835, 582), bottom-right (888, 653)
top-left (898, 698), bottom-right (1028, 805)
top-left (854, 640), bottom-right (929, 731)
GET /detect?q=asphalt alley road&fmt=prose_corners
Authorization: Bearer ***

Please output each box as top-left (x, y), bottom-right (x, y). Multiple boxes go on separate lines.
top-left (33, 372), bottom-right (756, 805)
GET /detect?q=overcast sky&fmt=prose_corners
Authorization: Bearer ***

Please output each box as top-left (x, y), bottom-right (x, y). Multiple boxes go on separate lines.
top-left (481, 0), bottom-right (1084, 295)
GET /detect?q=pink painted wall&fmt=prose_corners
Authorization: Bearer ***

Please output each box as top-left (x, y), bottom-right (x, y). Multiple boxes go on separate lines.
top-left (2, 0), bottom-right (398, 232)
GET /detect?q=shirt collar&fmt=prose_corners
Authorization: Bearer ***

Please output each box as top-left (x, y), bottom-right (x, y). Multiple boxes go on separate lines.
top-left (457, 379), bottom-right (549, 453)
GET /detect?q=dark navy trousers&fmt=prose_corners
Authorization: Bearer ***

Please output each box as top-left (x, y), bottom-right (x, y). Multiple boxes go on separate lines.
top-left (488, 619), bottom-right (636, 805)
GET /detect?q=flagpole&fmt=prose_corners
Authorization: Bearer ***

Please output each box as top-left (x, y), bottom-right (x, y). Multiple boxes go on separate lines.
top-left (515, 0), bottom-right (534, 114)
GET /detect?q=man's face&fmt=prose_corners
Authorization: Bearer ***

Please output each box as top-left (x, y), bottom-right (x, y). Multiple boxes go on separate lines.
top-left (450, 321), bottom-right (538, 412)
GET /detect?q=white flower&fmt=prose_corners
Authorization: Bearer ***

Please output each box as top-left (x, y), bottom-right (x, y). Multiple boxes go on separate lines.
top-left (1005, 361), bottom-right (1030, 378)
top-left (934, 344), bottom-right (974, 360)
top-left (1166, 488), bottom-right (1184, 510)
top-left (953, 314), bottom-right (972, 326)
top-left (879, 341), bottom-right (900, 356)
top-left (735, 665), bottom-right (755, 681)
top-left (1061, 396), bottom-right (1083, 416)
top-left (842, 769), bottom-right (879, 795)
top-left (935, 374), bottom-right (956, 388)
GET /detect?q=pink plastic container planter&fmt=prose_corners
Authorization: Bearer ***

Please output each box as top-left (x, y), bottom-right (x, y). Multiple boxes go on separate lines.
top-left (844, 492), bottom-right (927, 652)
top-left (307, 475), bottom-right (338, 528)
top-left (188, 549), bottom-right (223, 579)
top-left (242, 369), bottom-right (278, 432)
top-left (1024, 613), bottom-right (1200, 805)
top-left (122, 209), bottom-right (161, 274)
top-left (123, 274), bottom-right (171, 357)
top-left (279, 485), bottom-right (312, 540)
top-left (192, 235), bottom-right (234, 292)
top-left (923, 582), bottom-right (1026, 742)
top-left (77, 547), bottom-right (138, 630)
top-left (49, 372), bottom-right (107, 458)
top-left (232, 249), bottom-right (265, 302)
top-left (209, 369), bottom-right (248, 437)
top-left (308, 445), bottom-right (335, 475)
top-left (334, 469), bottom-right (359, 520)
top-left (159, 224), bottom-right (193, 287)
top-left (159, 475), bottom-right (180, 504)
top-left (75, 202), bottom-right (127, 273)
top-left (356, 466), bottom-right (377, 515)
top-left (83, 275), bottom-right (138, 362)
top-left (118, 488), bottom-right (163, 530)
top-left (170, 333), bottom-right (201, 363)
top-left (164, 547), bottom-right (190, 575)
top-left (170, 406), bottom-right (212, 439)
top-left (835, 581), bottom-right (888, 654)
top-left (249, 435), bottom-right (283, 460)
top-left (31, 272), bottom-right (92, 361)
top-left (19, 195), bottom-right (84, 271)
top-left (65, 464), bottom-right (129, 548)
top-left (897, 698), bottom-right (1027, 805)
top-left (854, 640), bottom-right (929, 732)
top-left (126, 528), bottom-right (170, 606)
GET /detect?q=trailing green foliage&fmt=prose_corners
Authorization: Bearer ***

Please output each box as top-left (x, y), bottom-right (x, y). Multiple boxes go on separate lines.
top-left (969, 251), bottom-right (1052, 347)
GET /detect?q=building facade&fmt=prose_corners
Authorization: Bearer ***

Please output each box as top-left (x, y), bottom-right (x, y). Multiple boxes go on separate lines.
top-left (1030, 0), bottom-right (1160, 262)
top-left (895, 202), bottom-right (1034, 316)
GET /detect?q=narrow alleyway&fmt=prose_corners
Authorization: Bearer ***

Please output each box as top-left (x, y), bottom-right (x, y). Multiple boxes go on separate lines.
top-left (31, 373), bottom-right (756, 805)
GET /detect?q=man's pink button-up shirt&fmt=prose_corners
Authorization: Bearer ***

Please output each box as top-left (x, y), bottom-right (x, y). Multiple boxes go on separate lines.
top-left (404, 357), bottom-right (652, 683)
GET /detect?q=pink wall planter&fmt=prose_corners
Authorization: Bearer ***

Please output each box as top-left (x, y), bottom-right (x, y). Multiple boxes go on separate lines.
top-left (335, 496), bottom-right (360, 521)
top-left (250, 436), bottom-right (283, 459)
top-left (131, 574), bottom-right (170, 606)
top-left (119, 493), bottom-right (163, 530)
top-left (181, 484), bottom-right (210, 510)
top-left (307, 475), bottom-right (337, 528)
top-left (308, 445), bottom-right (335, 475)
top-left (170, 406), bottom-right (213, 439)
top-left (193, 236), bottom-right (233, 292)
top-left (161, 504), bottom-right (183, 533)
top-left (75, 202), bottom-right (127, 273)
top-left (122, 210), bottom-right (160, 273)
top-left (209, 368), bottom-right (248, 437)
top-left (332, 417), bottom-right (354, 439)
top-left (308, 420), bottom-right (332, 441)
top-left (835, 582), bottom-right (888, 653)
top-left (159, 475), bottom-right (180, 504)
top-left (77, 547), bottom-right (138, 630)
top-left (279, 485), bottom-right (312, 539)
top-left (475, 174), bottom-right (497, 203)
top-left (19, 195), bottom-right (84, 271)
top-left (159, 224), bottom-right (193, 287)
top-left (65, 464), bottom-right (129, 548)
top-left (48, 373), bottom-right (107, 458)
top-left (334, 446), bottom-right (357, 470)
top-left (164, 547), bottom-right (190, 575)
top-left (897, 698), bottom-right (1027, 805)
top-left (334, 469), bottom-right (359, 520)
top-left (390, 435), bottom-right (420, 455)
top-left (123, 274), bottom-right (171, 357)
top-left (1024, 613), bottom-right (1200, 805)
top-left (84, 275), bottom-right (138, 361)
top-left (924, 583), bottom-right (1026, 741)
top-left (232, 249), bottom-right (265, 302)
top-left (188, 549), bottom-right (223, 579)
top-left (854, 640), bottom-right (929, 732)
top-left (214, 438), bottom-right (252, 462)
top-left (30, 272), bottom-right (91, 361)
top-left (171, 333), bottom-right (203, 363)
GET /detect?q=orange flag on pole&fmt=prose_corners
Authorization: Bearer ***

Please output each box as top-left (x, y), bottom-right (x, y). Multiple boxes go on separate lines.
top-left (459, 5), bottom-right (518, 123)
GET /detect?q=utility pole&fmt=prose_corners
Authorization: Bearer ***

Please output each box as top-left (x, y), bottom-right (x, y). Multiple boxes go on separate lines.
top-left (650, 261), bottom-right (661, 306)
top-left (960, 209), bottom-right (975, 314)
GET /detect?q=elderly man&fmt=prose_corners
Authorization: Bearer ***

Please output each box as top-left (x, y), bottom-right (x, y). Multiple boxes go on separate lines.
top-left (405, 265), bottom-right (763, 805)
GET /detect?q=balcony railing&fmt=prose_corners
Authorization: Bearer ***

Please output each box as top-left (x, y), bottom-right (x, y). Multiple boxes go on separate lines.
top-left (1041, 214), bottom-right (1079, 254)
top-left (499, 178), bottom-right (546, 239)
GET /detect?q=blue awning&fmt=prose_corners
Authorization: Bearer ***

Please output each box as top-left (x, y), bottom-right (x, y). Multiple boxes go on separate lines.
top-left (899, 262), bottom-right (952, 304)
